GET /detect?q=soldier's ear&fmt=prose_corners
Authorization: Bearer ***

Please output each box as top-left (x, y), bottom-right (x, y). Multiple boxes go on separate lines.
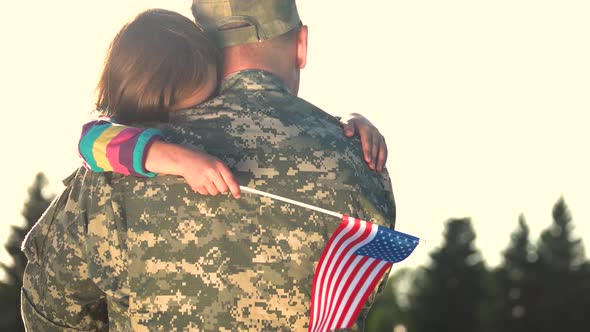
top-left (296, 25), bottom-right (308, 69)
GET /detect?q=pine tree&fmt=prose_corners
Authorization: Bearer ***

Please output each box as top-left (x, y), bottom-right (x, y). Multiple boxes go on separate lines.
top-left (0, 173), bottom-right (54, 331)
top-left (407, 218), bottom-right (486, 332)
top-left (537, 197), bottom-right (584, 270)
top-left (490, 215), bottom-right (536, 332)
top-left (531, 197), bottom-right (587, 332)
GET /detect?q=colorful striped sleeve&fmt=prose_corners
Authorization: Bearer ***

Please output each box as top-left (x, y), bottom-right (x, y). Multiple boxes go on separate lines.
top-left (78, 120), bottom-right (164, 177)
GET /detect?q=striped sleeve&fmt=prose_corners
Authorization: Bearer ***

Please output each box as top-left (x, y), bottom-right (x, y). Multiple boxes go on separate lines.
top-left (78, 120), bottom-right (164, 177)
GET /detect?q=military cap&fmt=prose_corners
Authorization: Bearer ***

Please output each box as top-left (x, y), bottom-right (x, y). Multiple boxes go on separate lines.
top-left (192, 0), bottom-right (301, 48)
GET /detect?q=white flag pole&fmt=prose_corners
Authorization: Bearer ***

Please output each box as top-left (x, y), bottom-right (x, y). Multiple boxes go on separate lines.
top-left (239, 186), bottom-right (343, 219)
top-left (239, 186), bottom-right (424, 245)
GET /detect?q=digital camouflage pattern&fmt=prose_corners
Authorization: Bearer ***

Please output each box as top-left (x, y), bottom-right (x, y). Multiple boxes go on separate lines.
top-left (21, 169), bottom-right (109, 331)
top-left (21, 70), bottom-right (395, 331)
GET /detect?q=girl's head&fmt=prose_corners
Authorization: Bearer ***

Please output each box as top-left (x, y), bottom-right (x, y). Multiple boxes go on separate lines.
top-left (96, 9), bottom-right (219, 124)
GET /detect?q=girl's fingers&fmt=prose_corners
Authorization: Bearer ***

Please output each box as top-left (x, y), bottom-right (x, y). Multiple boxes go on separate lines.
top-left (203, 180), bottom-right (219, 196)
top-left (220, 167), bottom-right (241, 198)
top-left (360, 131), bottom-right (372, 165)
top-left (194, 185), bottom-right (209, 196)
top-left (342, 122), bottom-right (355, 137)
top-left (210, 171), bottom-right (230, 194)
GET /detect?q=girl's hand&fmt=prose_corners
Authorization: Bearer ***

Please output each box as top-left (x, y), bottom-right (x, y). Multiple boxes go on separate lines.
top-left (146, 141), bottom-right (241, 198)
top-left (341, 113), bottom-right (388, 172)
top-left (179, 151), bottom-right (241, 198)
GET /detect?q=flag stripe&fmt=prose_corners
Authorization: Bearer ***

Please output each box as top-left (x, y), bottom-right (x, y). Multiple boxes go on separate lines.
top-left (315, 226), bottom-right (373, 332)
top-left (312, 218), bottom-right (360, 330)
top-left (316, 219), bottom-right (372, 330)
top-left (339, 260), bottom-right (390, 328)
top-left (319, 223), bottom-right (379, 332)
top-left (321, 255), bottom-right (365, 332)
top-left (331, 256), bottom-right (374, 329)
top-left (310, 218), bottom-right (357, 329)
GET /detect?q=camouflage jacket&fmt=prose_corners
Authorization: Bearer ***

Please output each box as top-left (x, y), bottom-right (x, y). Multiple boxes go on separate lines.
top-left (21, 70), bottom-right (396, 331)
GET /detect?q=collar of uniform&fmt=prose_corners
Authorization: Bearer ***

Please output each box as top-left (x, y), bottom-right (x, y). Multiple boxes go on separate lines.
top-left (219, 70), bottom-right (290, 94)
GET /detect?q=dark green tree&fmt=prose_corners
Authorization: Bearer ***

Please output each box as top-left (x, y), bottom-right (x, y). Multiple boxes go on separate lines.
top-left (537, 197), bottom-right (585, 270)
top-left (575, 262), bottom-right (590, 328)
top-left (0, 173), bottom-right (53, 331)
top-left (531, 197), bottom-right (587, 332)
top-left (488, 215), bottom-right (536, 332)
top-left (407, 218), bottom-right (486, 332)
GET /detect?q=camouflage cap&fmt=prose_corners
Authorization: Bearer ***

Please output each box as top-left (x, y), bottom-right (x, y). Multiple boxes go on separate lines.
top-left (192, 0), bottom-right (301, 48)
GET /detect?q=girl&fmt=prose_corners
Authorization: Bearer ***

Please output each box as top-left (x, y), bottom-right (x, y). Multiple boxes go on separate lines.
top-left (79, 9), bottom-right (387, 198)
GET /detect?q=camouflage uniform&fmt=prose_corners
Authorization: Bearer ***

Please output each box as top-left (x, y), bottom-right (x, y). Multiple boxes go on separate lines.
top-left (22, 70), bottom-right (395, 331)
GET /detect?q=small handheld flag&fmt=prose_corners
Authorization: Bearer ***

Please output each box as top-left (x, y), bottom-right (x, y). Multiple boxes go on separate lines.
top-left (308, 215), bottom-right (419, 332)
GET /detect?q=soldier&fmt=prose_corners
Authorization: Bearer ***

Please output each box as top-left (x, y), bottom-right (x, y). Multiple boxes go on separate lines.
top-left (21, 1), bottom-right (395, 331)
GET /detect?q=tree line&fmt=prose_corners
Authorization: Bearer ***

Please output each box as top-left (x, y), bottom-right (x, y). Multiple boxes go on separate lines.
top-left (1, 174), bottom-right (589, 331)
top-left (367, 198), bottom-right (590, 332)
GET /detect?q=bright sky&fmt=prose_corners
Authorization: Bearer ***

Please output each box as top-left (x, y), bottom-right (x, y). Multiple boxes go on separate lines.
top-left (1, 1), bottom-right (589, 280)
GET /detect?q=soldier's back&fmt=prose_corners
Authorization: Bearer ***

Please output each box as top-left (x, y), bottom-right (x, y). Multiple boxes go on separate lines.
top-left (111, 70), bottom-right (395, 331)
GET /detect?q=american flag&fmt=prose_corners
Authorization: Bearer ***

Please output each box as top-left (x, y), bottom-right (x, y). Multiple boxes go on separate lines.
top-left (308, 215), bottom-right (419, 332)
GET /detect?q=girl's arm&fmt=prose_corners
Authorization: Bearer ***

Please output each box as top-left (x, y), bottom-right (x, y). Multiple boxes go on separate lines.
top-left (79, 120), bottom-right (240, 198)
top-left (78, 114), bottom-right (387, 198)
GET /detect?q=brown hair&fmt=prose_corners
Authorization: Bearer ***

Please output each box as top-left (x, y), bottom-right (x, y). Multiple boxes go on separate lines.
top-left (96, 9), bottom-right (219, 124)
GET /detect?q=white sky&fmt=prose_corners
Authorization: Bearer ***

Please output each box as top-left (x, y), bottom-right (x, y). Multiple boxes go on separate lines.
top-left (1, 1), bottom-right (589, 279)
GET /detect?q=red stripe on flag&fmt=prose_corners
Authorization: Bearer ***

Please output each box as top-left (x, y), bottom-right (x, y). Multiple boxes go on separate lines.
top-left (315, 222), bottom-right (373, 331)
top-left (309, 216), bottom-right (359, 331)
top-left (338, 259), bottom-right (390, 328)
top-left (319, 255), bottom-right (369, 332)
